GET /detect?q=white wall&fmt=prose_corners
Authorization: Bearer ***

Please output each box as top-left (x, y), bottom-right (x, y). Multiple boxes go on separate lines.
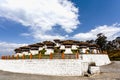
top-left (71, 45), bottom-right (77, 50)
top-left (80, 54), bottom-right (111, 66)
top-left (30, 50), bottom-right (38, 55)
top-left (90, 49), bottom-right (98, 54)
top-left (80, 48), bottom-right (88, 53)
top-left (60, 45), bottom-right (65, 49)
top-left (14, 53), bottom-right (23, 57)
top-left (22, 52), bottom-right (29, 55)
top-left (45, 49), bottom-right (54, 55)
top-left (64, 48), bottom-right (73, 54)
top-left (55, 43), bottom-right (60, 47)
top-left (89, 66), bottom-right (100, 74)
top-left (39, 47), bottom-right (43, 51)
top-left (0, 59), bottom-right (88, 76)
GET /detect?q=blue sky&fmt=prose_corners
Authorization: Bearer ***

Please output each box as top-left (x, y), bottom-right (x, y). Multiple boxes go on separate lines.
top-left (0, 0), bottom-right (120, 55)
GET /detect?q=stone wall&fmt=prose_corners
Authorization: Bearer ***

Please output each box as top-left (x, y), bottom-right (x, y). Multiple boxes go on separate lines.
top-left (80, 54), bottom-right (111, 66)
top-left (0, 59), bottom-right (88, 76)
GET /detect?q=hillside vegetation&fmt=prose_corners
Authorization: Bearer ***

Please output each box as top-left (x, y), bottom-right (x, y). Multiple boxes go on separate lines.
top-left (108, 50), bottom-right (120, 61)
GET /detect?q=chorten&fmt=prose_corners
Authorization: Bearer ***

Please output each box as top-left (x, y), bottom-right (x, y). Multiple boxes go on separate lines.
top-left (43, 41), bottom-right (55, 55)
top-left (29, 43), bottom-right (44, 55)
top-left (89, 44), bottom-right (100, 54)
top-left (60, 40), bottom-right (75, 54)
top-left (78, 42), bottom-right (89, 54)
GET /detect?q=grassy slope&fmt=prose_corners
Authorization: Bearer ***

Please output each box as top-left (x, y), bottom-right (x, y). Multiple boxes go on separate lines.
top-left (108, 50), bottom-right (120, 61)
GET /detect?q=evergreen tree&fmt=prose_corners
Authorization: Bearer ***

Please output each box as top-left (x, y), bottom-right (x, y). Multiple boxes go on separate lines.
top-left (95, 33), bottom-right (107, 51)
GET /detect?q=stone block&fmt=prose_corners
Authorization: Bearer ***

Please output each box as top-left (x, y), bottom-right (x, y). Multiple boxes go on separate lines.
top-left (89, 66), bottom-right (100, 74)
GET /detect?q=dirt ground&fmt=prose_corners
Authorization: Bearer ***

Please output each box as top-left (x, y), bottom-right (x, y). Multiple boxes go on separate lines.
top-left (0, 61), bottom-right (120, 80)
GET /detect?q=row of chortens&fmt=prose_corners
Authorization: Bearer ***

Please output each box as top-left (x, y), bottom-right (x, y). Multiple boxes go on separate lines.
top-left (14, 39), bottom-right (101, 57)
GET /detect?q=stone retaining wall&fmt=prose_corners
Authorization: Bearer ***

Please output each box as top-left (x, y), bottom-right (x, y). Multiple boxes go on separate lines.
top-left (80, 54), bottom-right (111, 66)
top-left (0, 54), bottom-right (111, 76)
top-left (0, 59), bottom-right (88, 76)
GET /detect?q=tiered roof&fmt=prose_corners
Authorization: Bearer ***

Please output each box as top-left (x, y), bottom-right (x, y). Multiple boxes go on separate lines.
top-left (54, 39), bottom-right (60, 43)
top-left (89, 44), bottom-right (99, 49)
top-left (43, 41), bottom-right (55, 46)
top-left (60, 40), bottom-right (75, 45)
top-left (15, 46), bottom-right (30, 53)
top-left (14, 48), bottom-right (21, 53)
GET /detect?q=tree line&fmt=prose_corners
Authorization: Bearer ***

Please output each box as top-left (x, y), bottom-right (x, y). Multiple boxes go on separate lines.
top-left (86, 33), bottom-right (120, 60)
top-left (86, 33), bottom-right (120, 52)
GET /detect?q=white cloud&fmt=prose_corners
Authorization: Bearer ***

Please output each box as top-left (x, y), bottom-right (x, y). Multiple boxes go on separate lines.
top-left (34, 33), bottom-right (66, 41)
top-left (73, 23), bottom-right (120, 41)
top-left (20, 33), bottom-right (31, 37)
top-left (0, 41), bottom-right (27, 56)
top-left (0, 0), bottom-right (79, 41)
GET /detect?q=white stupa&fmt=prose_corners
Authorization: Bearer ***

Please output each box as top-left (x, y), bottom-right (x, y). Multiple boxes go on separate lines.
top-left (43, 41), bottom-right (55, 55)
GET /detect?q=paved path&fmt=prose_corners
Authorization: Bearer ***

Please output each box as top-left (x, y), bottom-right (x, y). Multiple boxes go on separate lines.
top-left (0, 61), bottom-right (120, 80)
top-left (100, 61), bottom-right (120, 72)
